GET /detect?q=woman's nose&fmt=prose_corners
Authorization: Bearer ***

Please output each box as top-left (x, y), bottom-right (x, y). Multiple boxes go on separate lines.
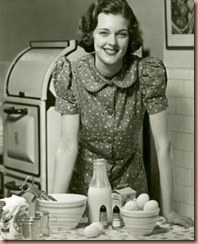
top-left (108, 34), bottom-right (117, 45)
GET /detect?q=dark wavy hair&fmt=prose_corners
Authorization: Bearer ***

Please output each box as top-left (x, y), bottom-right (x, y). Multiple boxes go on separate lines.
top-left (77, 0), bottom-right (143, 54)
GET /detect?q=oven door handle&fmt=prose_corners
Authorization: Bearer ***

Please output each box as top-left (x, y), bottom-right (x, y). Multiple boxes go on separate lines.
top-left (4, 107), bottom-right (28, 115)
top-left (5, 181), bottom-right (22, 191)
top-left (5, 181), bottom-right (24, 197)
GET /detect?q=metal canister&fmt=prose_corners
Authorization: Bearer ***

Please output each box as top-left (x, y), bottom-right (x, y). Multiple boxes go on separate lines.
top-left (35, 210), bottom-right (49, 236)
top-left (21, 217), bottom-right (42, 240)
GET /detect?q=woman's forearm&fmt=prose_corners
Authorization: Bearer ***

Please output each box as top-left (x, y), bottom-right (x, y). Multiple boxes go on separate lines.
top-left (156, 146), bottom-right (173, 217)
top-left (149, 111), bottom-right (174, 217)
top-left (52, 145), bottom-right (78, 193)
top-left (52, 114), bottom-right (79, 193)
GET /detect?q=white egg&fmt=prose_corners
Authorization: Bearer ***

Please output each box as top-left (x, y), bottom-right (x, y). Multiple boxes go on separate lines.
top-left (143, 200), bottom-right (159, 211)
top-left (124, 200), bottom-right (139, 211)
top-left (91, 222), bottom-right (104, 234)
top-left (136, 193), bottom-right (150, 210)
top-left (84, 224), bottom-right (100, 238)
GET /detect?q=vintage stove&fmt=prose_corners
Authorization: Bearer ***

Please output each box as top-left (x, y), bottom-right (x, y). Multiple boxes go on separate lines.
top-left (2, 40), bottom-right (86, 203)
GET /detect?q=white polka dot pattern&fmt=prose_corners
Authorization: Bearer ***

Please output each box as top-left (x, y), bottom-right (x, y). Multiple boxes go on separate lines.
top-left (52, 53), bottom-right (168, 196)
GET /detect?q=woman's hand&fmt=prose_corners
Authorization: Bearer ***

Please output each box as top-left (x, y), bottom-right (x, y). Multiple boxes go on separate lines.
top-left (165, 211), bottom-right (194, 228)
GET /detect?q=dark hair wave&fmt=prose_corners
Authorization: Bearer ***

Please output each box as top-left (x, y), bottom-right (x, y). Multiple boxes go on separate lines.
top-left (77, 0), bottom-right (143, 54)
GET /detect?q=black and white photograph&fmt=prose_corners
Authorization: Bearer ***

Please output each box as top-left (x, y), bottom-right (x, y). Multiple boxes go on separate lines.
top-left (0, 0), bottom-right (195, 241)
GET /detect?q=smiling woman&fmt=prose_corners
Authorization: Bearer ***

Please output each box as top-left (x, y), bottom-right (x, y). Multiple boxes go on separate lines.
top-left (52, 0), bottom-right (194, 229)
top-left (77, 0), bottom-right (143, 54)
top-left (93, 13), bottom-right (129, 78)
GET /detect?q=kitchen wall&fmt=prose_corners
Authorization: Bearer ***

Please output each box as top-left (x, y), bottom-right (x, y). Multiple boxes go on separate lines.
top-left (0, 0), bottom-right (194, 219)
top-left (165, 49), bottom-right (194, 219)
top-left (163, 7), bottom-right (194, 220)
top-left (166, 64), bottom-right (194, 219)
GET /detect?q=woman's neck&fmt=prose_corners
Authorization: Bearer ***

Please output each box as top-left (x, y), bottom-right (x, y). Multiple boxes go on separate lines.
top-left (95, 58), bottom-right (123, 79)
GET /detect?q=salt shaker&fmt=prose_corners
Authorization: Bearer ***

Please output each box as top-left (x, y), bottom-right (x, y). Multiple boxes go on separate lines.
top-left (112, 205), bottom-right (122, 229)
top-left (99, 205), bottom-right (108, 228)
top-left (35, 210), bottom-right (49, 236)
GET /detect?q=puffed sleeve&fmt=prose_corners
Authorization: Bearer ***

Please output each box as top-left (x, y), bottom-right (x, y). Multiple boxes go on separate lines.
top-left (52, 56), bottom-right (79, 115)
top-left (139, 57), bottom-right (168, 114)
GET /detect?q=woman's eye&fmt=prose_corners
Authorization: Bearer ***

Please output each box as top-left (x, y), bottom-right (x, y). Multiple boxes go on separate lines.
top-left (118, 32), bottom-right (128, 38)
top-left (99, 31), bottom-right (108, 36)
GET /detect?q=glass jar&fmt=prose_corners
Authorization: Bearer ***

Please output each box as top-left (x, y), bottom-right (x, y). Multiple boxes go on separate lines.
top-left (87, 158), bottom-right (112, 224)
top-left (21, 217), bottom-right (42, 240)
top-left (35, 211), bottom-right (49, 236)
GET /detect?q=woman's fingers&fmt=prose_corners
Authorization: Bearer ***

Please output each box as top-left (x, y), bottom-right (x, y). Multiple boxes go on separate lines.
top-left (166, 211), bottom-right (194, 228)
top-left (174, 215), bottom-right (194, 228)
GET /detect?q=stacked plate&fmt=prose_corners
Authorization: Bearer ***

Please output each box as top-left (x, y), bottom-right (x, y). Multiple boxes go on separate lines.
top-left (36, 194), bottom-right (87, 230)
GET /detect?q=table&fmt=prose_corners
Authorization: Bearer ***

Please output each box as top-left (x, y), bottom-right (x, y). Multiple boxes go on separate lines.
top-left (44, 216), bottom-right (194, 241)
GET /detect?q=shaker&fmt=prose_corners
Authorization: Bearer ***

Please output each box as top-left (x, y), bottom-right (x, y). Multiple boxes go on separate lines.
top-left (35, 210), bottom-right (49, 236)
top-left (112, 205), bottom-right (122, 229)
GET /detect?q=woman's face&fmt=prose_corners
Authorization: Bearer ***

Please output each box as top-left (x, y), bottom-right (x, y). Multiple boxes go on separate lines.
top-left (93, 13), bottom-right (130, 69)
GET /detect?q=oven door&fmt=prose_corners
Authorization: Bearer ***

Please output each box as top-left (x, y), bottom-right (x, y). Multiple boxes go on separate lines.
top-left (3, 102), bottom-right (40, 175)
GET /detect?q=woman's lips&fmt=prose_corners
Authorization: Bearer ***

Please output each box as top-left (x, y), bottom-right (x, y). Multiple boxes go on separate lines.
top-left (104, 48), bottom-right (118, 55)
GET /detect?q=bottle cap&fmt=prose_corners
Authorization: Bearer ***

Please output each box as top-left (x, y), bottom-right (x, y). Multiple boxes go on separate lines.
top-left (113, 205), bottom-right (120, 213)
top-left (100, 205), bottom-right (107, 212)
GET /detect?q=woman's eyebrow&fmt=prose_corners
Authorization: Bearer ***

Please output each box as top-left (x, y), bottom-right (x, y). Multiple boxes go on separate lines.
top-left (117, 29), bottom-right (128, 32)
top-left (97, 28), bottom-right (128, 31)
top-left (97, 28), bottom-right (109, 30)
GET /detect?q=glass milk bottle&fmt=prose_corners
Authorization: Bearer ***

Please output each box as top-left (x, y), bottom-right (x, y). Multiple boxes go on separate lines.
top-left (87, 159), bottom-right (112, 224)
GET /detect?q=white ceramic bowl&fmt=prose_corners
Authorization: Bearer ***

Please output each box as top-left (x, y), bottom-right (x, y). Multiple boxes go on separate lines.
top-left (36, 194), bottom-right (87, 230)
top-left (39, 193), bottom-right (87, 206)
top-left (120, 207), bottom-right (160, 236)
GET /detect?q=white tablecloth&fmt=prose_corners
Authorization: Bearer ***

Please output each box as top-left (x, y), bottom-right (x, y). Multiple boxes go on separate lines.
top-left (44, 216), bottom-right (194, 241)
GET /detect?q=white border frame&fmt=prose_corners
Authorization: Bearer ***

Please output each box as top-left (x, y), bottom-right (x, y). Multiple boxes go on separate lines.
top-left (165, 0), bottom-right (194, 48)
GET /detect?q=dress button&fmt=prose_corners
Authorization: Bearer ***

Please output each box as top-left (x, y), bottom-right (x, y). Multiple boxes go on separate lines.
top-left (106, 136), bottom-right (112, 143)
top-left (107, 108), bottom-right (114, 114)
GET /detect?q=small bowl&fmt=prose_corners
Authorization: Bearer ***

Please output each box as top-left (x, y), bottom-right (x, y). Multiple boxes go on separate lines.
top-left (120, 207), bottom-right (160, 236)
top-left (36, 193), bottom-right (87, 230)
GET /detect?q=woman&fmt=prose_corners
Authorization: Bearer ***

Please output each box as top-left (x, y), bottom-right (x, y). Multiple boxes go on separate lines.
top-left (52, 0), bottom-right (194, 227)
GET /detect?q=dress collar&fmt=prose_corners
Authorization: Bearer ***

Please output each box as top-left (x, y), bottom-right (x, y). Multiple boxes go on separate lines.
top-left (75, 54), bottom-right (140, 92)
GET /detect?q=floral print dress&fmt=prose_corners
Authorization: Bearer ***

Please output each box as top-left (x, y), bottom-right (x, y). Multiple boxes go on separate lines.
top-left (52, 53), bottom-right (168, 197)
